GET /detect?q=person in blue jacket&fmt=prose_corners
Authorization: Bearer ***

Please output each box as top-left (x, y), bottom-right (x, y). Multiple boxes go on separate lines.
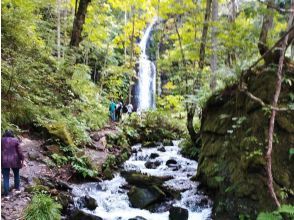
top-left (109, 99), bottom-right (116, 121)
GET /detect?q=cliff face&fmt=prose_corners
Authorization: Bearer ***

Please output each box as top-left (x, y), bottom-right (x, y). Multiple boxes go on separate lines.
top-left (196, 63), bottom-right (294, 219)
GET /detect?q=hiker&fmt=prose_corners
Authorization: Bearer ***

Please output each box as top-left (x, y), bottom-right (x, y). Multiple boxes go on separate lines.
top-left (109, 99), bottom-right (116, 121)
top-left (115, 102), bottom-right (123, 121)
top-left (1, 130), bottom-right (24, 198)
top-left (126, 103), bottom-right (133, 115)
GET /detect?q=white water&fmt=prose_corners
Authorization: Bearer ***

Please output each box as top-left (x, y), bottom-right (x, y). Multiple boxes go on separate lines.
top-left (72, 141), bottom-right (212, 220)
top-left (137, 18), bottom-right (157, 111)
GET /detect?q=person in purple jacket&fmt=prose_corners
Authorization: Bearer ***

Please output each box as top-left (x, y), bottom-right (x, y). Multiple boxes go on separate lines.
top-left (1, 130), bottom-right (24, 198)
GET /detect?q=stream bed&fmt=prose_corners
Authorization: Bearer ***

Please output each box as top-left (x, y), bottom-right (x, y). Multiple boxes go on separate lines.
top-left (72, 141), bottom-right (212, 220)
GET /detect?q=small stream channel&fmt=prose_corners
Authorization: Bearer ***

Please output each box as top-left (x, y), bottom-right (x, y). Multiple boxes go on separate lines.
top-left (72, 141), bottom-right (212, 220)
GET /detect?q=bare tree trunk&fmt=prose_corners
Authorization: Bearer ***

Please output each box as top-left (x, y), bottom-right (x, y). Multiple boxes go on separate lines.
top-left (124, 6), bottom-right (127, 63)
top-left (266, 2), bottom-right (294, 208)
top-left (258, 0), bottom-right (274, 63)
top-left (128, 6), bottom-right (136, 104)
top-left (70, 0), bottom-right (91, 47)
top-left (210, 0), bottom-right (218, 90)
top-left (57, 0), bottom-right (61, 60)
top-left (199, 0), bottom-right (212, 69)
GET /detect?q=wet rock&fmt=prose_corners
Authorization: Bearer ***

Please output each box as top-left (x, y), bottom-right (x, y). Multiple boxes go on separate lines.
top-left (122, 172), bottom-right (173, 187)
top-left (70, 209), bottom-right (102, 220)
top-left (150, 153), bottom-right (160, 159)
top-left (76, 195), bottom-right (98, 210)
top-left (163, 139), bottom-right (173, 146)
top-left (169, 207), bottom-right (189, 220)
top-left (85, 195), bottom-right (98, 210)
top-left (166, 159), bottom-right (177, 166)
top-left (145, 160), bottom-right (161, 169)
top-left (158, 146), bottom-right (166, 152)
top-left (128, 186), bottom-right (165, 208)
top-left (128, 216), bottom-right (147, 220)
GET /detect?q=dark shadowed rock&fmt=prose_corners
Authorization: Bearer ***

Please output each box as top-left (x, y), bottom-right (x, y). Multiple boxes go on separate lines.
top-left (128, 186), bottom-right (165, 208)
top-left (158, 146), bottom-right (166, 152)
top-left (84, 195), bottom-right (98, 210)
top-left (122, 172), bottom-right (173, 187)
top-left (169, 207), bottom-right (188, 220)
top-left (128, 216), bottom-right (147, 220)
top-left (70, 209), bottom-right (102, 220)
top-left (145, 160), bottom-right (161, 169)
top-left (166, 159), bottom-right (177, 166)
top-left (150, 153), bottom-right (160, 159)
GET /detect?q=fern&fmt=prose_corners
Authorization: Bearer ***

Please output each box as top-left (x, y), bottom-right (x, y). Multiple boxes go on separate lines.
top-left (257, 213), bottom-right (282, 220)
top-left (257, 205), bottom-right (294, 220)
top-left (278, 205), bottom-right (294, 216)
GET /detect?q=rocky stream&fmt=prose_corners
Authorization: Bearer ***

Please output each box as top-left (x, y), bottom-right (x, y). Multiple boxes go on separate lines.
top-left (71, 141), bottom-right (212, 220)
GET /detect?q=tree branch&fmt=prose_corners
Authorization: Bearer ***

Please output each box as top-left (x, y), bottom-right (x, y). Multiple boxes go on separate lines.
top-left (257, 0), bottom-right (294, 14)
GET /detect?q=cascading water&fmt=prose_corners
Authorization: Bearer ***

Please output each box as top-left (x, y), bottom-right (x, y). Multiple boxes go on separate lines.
top-left (72, 141), bottom-right (212, 220)
top-left (136, 18), bottom-right (157, 111)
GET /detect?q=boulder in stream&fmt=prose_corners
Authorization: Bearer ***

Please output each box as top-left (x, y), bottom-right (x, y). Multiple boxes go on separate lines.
top-left (70, 209), bottom-right (102, 220)
top-left (145, 160), bottom-right (161, 169)
top-left (122, 172), bottom-right (173, 187)
top-left (150, 153), bottom-right (160, 159)
top-left (157, 146), bottom-right (166, 152)
top-left (166, 159), bottom-right (177, 166)
top-left (128, 185), bottom-right (165, 208)
top-left (169, 206), bottom-right (189, 220)
top-left (128, 216), bottom-right (147, 220)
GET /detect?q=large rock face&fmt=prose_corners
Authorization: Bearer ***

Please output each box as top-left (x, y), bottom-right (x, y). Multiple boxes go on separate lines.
top-left (196, 63), bottom-right (294, 219)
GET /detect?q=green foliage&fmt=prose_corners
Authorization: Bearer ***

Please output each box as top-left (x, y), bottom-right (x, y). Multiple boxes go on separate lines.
top-left (24, 193), bottom-right (62, 220)
top-left (257, 205), bottom-right (294, 220)
top-left (179, 138), bottom-right (199, 160)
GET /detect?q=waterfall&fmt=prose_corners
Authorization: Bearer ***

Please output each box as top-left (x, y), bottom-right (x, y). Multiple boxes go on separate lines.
top-left (137, 18), bottom-right (157, 111)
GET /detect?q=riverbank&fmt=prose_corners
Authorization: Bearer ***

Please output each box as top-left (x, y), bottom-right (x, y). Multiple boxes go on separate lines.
top-left (1, 123), bottom-right (119, 219)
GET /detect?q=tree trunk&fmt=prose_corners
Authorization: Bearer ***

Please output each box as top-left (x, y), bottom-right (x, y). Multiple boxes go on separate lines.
top-left (128, 6), bottom-right (136, 104)
top-left (258, 0), bottom-right (274, 63)
top-left (70, 0), bottom-right (91, 47)
top-left (199, 0), bottom-right (212, 69)
top-left (210, 0), bottom-right (218, 90)
top-left (266, 2), bottom-right (294, 208)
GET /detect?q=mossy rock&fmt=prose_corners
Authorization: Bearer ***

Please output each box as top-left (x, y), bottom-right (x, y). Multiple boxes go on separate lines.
top-left (45, 122), bottom-right (74, 146)
top-left (197, 63), bottom-right (294, 219)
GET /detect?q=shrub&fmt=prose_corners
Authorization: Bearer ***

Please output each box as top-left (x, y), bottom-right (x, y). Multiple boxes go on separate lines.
top-left (24, 194), bottom-right (62, 220)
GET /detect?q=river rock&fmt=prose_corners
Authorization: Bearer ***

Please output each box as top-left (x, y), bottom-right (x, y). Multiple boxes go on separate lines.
top-left (145, 160), bottom-right (161, 169)
top-left (150, 153), bottom-right (159, 159)
top-left (122, 172), bottom-right (173, 187)
top-left (128, 216), bottom-right (147, 220)
top-left (157, 146), bottom-right (166, 152)
top-left (128, 186), bottom-right (165, 208)
top-left (70, 209), bottom-right (102, 220)
top-left (166, 159), bottom-right (177, 166)
top-left (84, 195), bottom-right (98, 210)
top-left (169, 207), bottom-right (189, 220)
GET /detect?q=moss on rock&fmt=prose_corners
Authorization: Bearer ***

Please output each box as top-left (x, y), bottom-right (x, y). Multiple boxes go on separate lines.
top-left (197, 63), bottom-right (294, 219)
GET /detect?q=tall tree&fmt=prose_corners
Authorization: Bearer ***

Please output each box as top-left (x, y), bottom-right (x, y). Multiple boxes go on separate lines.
top-left (258, 0), bottom-right (274, 63)
top-left (187, 0), bottom-right (212, 146)
top-left (210, 0), bottom-right (218, 90)
top-left (70, 0), bottom-right (91, 47)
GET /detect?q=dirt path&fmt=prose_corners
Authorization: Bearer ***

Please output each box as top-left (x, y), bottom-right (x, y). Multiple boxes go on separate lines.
top-left (1, 123), bottom-right (119, 220)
